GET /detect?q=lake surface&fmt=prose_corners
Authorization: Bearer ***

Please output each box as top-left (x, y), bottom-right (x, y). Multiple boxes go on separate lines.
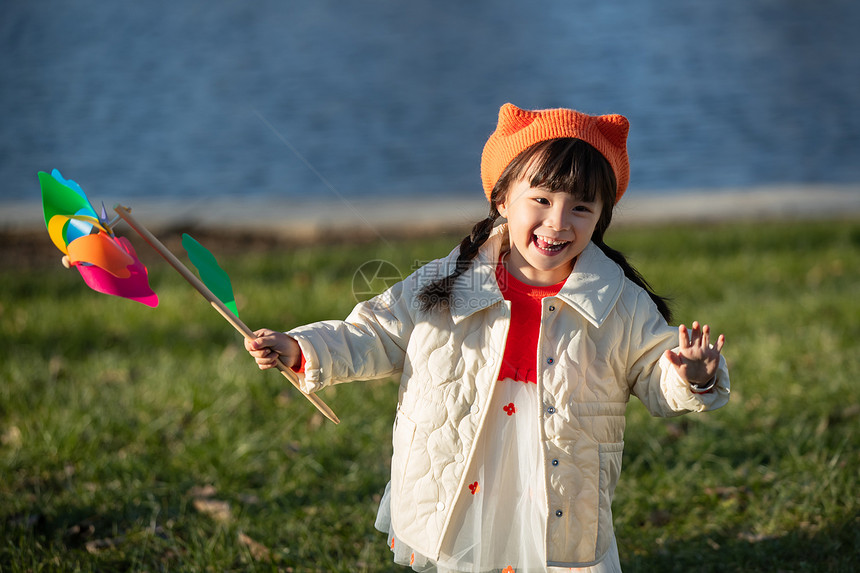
top-left (2, 0), bottom-right (859, 206)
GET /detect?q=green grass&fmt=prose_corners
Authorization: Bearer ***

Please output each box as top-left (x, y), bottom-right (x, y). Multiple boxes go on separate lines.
top-left (1, 219), bottom-right (858, 572)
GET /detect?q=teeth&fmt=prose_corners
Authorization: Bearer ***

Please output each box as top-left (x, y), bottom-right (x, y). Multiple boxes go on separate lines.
top-left (536, 235), bottom-right (568, 246)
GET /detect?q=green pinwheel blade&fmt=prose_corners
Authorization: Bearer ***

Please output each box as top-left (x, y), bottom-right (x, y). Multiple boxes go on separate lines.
top-left (181, 233), bottom-right (238, 317)
top-left (38, 170), bottom-right (98, 229)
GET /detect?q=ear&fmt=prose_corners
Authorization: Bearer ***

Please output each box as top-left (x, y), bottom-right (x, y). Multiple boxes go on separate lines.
top-left (495, 198), bottom-right (508, 219)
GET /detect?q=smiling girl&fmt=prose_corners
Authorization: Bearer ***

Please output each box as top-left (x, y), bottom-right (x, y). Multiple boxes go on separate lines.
top-left (246, 104), bottom-right (730, 572)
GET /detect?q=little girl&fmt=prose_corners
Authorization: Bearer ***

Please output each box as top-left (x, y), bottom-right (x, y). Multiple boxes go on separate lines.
top-left (246, 103), bottom-right (730, 572)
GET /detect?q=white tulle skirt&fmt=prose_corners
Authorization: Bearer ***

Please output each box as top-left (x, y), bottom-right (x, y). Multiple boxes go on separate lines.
top-left (375, 378), bottom-right (622, 573)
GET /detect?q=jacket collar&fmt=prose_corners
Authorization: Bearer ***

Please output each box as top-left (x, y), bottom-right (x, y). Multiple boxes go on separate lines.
top-left (449, 223), bottom-right (624, 328)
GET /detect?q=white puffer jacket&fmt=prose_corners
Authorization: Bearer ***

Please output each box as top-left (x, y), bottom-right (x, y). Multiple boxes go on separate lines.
top-left (287, 224), bottom-right (730, 568)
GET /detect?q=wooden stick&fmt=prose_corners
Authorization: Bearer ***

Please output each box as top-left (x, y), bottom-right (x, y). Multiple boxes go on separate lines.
top-left (114, 205), bottom-right (340, 424)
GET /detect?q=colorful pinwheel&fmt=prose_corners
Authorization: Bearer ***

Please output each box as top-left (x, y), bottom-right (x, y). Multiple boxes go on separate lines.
top-left (39, 170), bottom-right (158, 307)
top-left (38, 170), bottom-right (338, 423)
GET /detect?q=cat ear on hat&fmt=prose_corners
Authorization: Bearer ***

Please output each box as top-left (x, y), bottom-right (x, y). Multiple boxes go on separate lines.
top-left (496, 103), bottom-right (537, 136)
top-left (591, 113), bottom-right (631, 203)
top-left (594, 114), bottom-right (629, 148)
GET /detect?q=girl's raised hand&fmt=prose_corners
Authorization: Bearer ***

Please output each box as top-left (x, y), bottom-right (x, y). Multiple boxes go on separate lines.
top-left (244, 328), bottom-right (301, 371)
top-left (664, 321), bottom-right (725, 387)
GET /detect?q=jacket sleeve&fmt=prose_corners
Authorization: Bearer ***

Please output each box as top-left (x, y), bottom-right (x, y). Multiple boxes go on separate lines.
top-left (624, 288), bottom-right (730, 417)
top-left (285, 269), bottom-right (421, 394)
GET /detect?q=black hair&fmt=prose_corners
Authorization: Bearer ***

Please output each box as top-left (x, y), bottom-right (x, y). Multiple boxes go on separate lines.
top-left (417, 138), bottom-right (672, 322)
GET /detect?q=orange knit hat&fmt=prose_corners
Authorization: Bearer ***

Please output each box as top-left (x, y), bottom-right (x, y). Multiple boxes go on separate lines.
top-left (480, 103), bottom-right (631, 204)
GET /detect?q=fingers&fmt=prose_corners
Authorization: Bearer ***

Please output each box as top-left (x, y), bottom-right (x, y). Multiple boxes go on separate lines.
top-left (244, 329), bottom-right (283, 370)
top-left (248, 345), bottom-right (279, 370)
top-left (679, 322), bottom-right (726, 353)
top-left (244, 329), bottom-right (270, 352)
top-left (678, 324), bottom-right (690, 350)
top-left (244, 329), bottom-right (301, 371)
top-left (715, 333), bottom-right (726, 353)
top-left (689, 321), bottom-right (704, 348)
top-left (245, 329), bottom-right (282, 352)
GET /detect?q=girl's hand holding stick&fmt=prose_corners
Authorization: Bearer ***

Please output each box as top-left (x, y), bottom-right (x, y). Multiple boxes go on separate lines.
top-left (245, 329), bottom-right (302, 371)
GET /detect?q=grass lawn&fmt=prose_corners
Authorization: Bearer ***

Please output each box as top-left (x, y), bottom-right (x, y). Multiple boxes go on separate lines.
top-left (1, 218), bottom-right (858, 572)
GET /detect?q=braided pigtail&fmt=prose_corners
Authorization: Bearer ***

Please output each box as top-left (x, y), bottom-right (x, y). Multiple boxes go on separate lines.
top-left (587, 174), bottom-right (673, 323)
top-left (417, 207), bottom-right (500, 312)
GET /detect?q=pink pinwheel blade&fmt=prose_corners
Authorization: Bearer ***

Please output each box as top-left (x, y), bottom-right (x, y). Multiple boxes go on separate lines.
top-left (75, 237), bottom-right (158, 307)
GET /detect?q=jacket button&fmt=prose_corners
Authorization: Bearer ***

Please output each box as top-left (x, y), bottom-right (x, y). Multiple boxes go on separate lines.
top-left (555, 510), bottom-right (563, 517)
top-left (546, 357), bottom-right (554, 365)
top-left (546, 406), bottom-right (556, 415)
top-left (548, 305), bottom-right (555, 312)
top-left (470, 405), bottom-right (480, 414)
top-left (551, 459), bottom-right (559, 466)
top-left (436, 502), bottom-right (445, 511)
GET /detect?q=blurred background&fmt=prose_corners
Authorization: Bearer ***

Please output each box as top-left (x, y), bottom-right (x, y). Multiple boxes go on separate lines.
top-left (2, 0), bottom-right (859, 226)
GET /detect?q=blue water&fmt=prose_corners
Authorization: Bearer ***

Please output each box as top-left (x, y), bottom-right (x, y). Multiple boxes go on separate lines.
top-left (2, 0), bottom-right (859, 205)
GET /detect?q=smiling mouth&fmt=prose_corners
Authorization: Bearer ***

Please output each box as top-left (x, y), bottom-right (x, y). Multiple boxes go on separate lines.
top-left (533, 234), bottom-right (570, 253)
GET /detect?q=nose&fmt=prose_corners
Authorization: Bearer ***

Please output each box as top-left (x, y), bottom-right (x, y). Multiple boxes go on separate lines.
top-left (546, 203), bottom-right (571, 231)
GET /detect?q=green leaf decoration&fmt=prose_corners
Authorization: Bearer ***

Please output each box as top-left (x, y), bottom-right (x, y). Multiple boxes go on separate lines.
top-left (181, 233), bottom-right (238, 317)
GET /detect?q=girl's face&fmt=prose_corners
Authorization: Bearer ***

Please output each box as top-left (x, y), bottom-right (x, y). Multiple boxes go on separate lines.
top-left (497, 174), bottom-right (602, 286)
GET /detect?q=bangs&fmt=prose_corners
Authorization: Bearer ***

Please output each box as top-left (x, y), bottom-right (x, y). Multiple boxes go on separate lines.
top-left (497, 139), bottom-right (616, 205)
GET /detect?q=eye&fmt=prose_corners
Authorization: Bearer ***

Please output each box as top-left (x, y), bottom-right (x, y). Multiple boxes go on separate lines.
top-left (534, 197), bottom-right (551, 205)
top-left (573, 204), bottom-right (592, 213)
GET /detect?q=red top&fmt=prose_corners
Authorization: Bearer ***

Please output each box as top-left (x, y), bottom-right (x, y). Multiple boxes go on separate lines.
top-left (495, 258), bottom-right (566, 384)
